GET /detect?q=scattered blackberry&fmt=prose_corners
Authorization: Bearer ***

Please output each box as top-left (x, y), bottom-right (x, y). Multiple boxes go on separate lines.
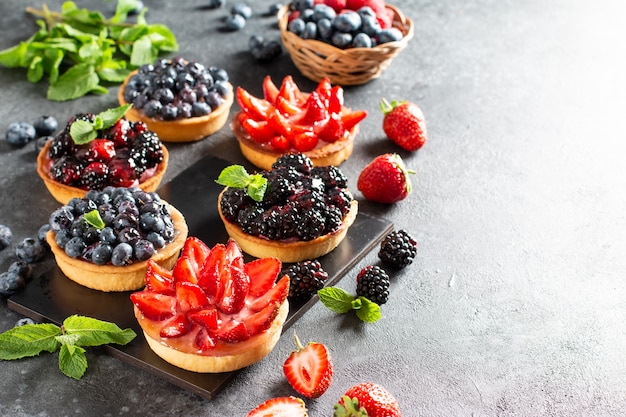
top-left (356, 265), bottom-right (390, 305)
top-left (284, 260), bottom-right (329, 300)
top-left (378, 230), bottom-right (417, 270)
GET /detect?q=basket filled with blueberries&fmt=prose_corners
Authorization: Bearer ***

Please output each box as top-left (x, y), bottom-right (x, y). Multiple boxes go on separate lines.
top-left (277, 0), bottom-right (414, 86)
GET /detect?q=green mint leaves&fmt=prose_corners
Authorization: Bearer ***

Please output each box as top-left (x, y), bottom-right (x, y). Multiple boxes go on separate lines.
top-left (0, 315), bottom-right (136, 380)
top-left (70, 103), bottom-right (131, 144)
top-left (318, 287), bottom-right (382, 323)
top-left (0, 0), bottom-right (178, 101)
top-left (216, 165), bottom-right (267, 202)
top-left (83, 210), bottom-right (106, 229)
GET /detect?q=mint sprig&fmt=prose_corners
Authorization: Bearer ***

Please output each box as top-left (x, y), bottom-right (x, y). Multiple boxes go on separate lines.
top-left (69, 103), bottom-right (131, 144)
top-left (216, 165), bottom-right (267, 202)
top-left (0, 315), bottom-right (136, 380)
top-left (83, 210), bottom-right (106, 229)
top-left (318, 287), bottom-right (382, 323)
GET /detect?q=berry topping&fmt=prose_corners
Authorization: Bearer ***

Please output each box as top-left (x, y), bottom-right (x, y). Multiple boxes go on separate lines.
top-left (378, 229), bottom-right (417, 269)
top-left (284, 260), bottom-right (329, 300)
top-left (283, 332), bottom-right (333, 399)
top-left (355, 265), bottom-right (390, 305)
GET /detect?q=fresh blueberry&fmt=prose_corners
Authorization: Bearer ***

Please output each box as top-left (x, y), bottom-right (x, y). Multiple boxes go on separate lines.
top-left (160, 103), bottom-right (178, 120)
top-left (333, 11), bottom-right (362, 32)
top-left (231, 3), bottom-right (252, 19)
top-left (317, 18), bottom-right (333, 40)
top-left (209, 66), bottom-right (229, 82)
top-left (16, 237), bottom-right (45, 264)
top-left (360, 14), bottom-right (381, 37)
top-left (111, 242), bottom-right (133, 266)
top-left (357, 6), bottom-right (376, 18)
top-left (292, 0), bottom-right (313, 12)
top-left (91, 242), bottom-right (113, 265)
top-left (207, 0), bottom-right (226, 8)
top-left (353, 32), bottom-right (373, 48)
top-left (224, 13), bottom-right (246, 31)
top-left (331, 32), bottom-right (353, 48)
top-left (312, 4), bottom-right (336, 22)
top-left (15, 318), bottom-right (37, 327)
top-left (34, 136), bottom-right (54, 153)
top-left (288, 18), bottom-right (306, 36)
top-left (251, 40), bottom-right (283, 61)
top-left (0, 271), bottom-right (25, 297)
top-left (134, 239), bottom-right (155, 261)
top-left (266, 3), bottom-right (282, 16)
top-left (192, 102), bottom-right (212, 117)
top-left (8, 260), bottom-right (33, 281)
top-left (249, 34), bottom-right (265, 51)
top-left (49, 206), bottom-right (75, 232)
top-left (33, 115), bottom-right (59, 137)
top-left (5, 122), bottom-right (36, 147)
top-left (65, 236), bottom-right (87, 259)
top-left (302, 21), bottom-right (317, 40)
top-left (378, 27), bottom-right (404, 43)
top-left (37, 223), bottom-right (51, 248)
top-left (0, 224), bottom-right (12, 251)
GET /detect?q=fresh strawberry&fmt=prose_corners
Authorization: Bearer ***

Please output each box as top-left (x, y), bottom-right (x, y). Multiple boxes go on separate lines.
top-left (291, 131), bottom-right (318, 152)
top-left (159, 313), bottom-right (191, 338)
top-left (247, 275), bottom-right (289, 312)
top-left (180, 236), bottom-right (211, 272)
top-left (244, 301), bottom-right (280, 335)
top-left (357, 153), bottom-right (415, 203)
top-left (271, 135), bottom-right (291, 152)
top-left (172, 256), bottom-right (200, 284)
top-left (283, 332), bottom-right (333, 399)
top-left (214, 318), bottom-right (249, 343)
top-left (78, 138), bottom-right (115, 162)
top-left (380, 98), bottom-right (427, 151)
top-left (334, 382), bottom-right (401, 417)
top-left (197, 243), bottom-right (226, 297)
top-left (194, 327), bottom-right (216, 351)
top-left (324, 0), bottom-right (347, 13)
top-left (278, 75), bottom-right (307, 107)
top-left (225, 237), bottom-right (244, 268)
top-left (245, 257), bottom-right (282, 297)
top-left (176, 281), bottom-right (210, 312)
top-left (328, 85), bottom-right (344, 114)
top-left (130, 292), bottom-right (178, 321)
top-left (241, 116), bottom-right (276, 143)
top-left (188, 306), bottom-right (219, 329)
top-left (276, 95), bottom-right (303, 116)
top-left (263, 75), bottom-right (280, 103)
top-left (302, 91), bottom-right (329, 125)
top-left (341, 110), bottom-right (368, 131)
top-left (246, 396), bottom-right (308, 417)
top-left (316, 114), bottom-right (345, 143)
top-left (237, 86), bottom-right (272, 121)
top-left (145, 259), bottom-right (174, 294)
top-left (217, 265), bottom-right (249, 314)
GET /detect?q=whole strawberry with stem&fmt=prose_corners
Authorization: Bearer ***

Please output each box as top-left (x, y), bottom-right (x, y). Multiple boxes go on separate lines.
top-left (334, 382), bottom-right (401, 417)
top-left (357, 153), bottom-right (415, 203)
top-left (283, 331), bottom-right (333, 399)
top-left (380, 98), bottom-right (427, 151)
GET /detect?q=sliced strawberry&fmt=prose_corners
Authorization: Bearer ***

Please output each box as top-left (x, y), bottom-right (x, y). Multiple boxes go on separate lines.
top-left (245, 257), bottom-right (282, 297)
top-left (176, 281), bottom-right (210, 312)
top-left (130, 292), bottom-right (178, 321)
top-left (145, 259), bottom-right (174, 294)
top-left (194, 327), bottom-right (216, 351)
top-left (248, 275), bottom-right (289, 312)
top-left (214, 318), bottom-right (249, 343)
top-left (270, 135), bottom-right (291, 152)
top-left (198, 243), bottom-right (227, 297)
top-left (262, 75), bottom-right (280, 104)
top-left (341, 109), bottom-right (368, 131)
top-left (241, 116), bottom-right (277, 143)
top-left (291, 130), bottom-right (318, 152)
top-left (217, 265), bottom-right (249, 314)
top-left (172, 256), bottom-right (199, 284)
top-left (236, 86), bottom-right (272, 121)
top-left (316, 113), bottom-right (345, 143)
top-left (188, 306), bottom-right (219, 330)
top-left (328, 85), bottom-right (344, 114)
top-left (244, 301), bottom-right (280, 336)
top-left (268, 107), bottom-right (293, 138)
top-left (315, 77), bottom-right (333, 107)
top-left (179, 236), bottom-right (211, 272)
top-left (159, 313), bottom-right (191, 338)
top-left (278, 75), bottom-right (307, 107)
top-left (225, 238), bottom-right (244, 268)
top-left (302, 91), bottom-right (329, 125)
top-left (245, 396), bottom-right (308, 417)
top-left (276, 95), bottom-right (303, 116)
top-left (283, 333), bottom-right (333, 399)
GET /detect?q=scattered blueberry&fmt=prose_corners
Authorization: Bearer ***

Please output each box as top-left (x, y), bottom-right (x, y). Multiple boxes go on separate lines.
top-left (266, 3), bottom-right (283, 16)
top-left (0, 224), bottom-right (12, 251)
top-left (207, 0), bottom-right (226, 8)
top-left (231, 3), bottom-right (252, 19)
top-left (16, 237), bottom-right (45, 264)
top-left (224, 13), bottom-right (246, 30)
top-left (37, 223), bottom-right (51, 248)
top-left (249, 36), bottom-right (283, 61)
top-left (33, 115), bottom-right (58, 137)
top-left (34, 135), bottom-right (54, 153)
top-left (5, 122), bottom-right (36, 147)
top-left (8, 260), bottom-right (33, 281)
top-left (0, 270), bottom-right (25, 297)
top-left (128, 0), bottom-right (144, 15)
top-left (15, 318), bottom-right (37, 327)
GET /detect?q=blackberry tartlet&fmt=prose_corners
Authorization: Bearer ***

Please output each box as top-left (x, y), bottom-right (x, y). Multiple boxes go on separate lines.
top-left (37, 107), bottom-right (168, 205)
top-left (46, 187), bottom-right (188, 292)
top-left (217, 153), bottom-right (358, 263)
top-left (118, 57), bottom-right (234, 142)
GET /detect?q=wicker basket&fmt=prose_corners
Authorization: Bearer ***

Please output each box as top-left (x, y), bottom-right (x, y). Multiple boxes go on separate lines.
top-left (277, 4), bottom-right (414, 86)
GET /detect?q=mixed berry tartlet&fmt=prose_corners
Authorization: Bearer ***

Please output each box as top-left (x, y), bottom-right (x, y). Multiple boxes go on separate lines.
top-left (130, 237), bottom-right (290, 373)
top-left (46, 187), bottom-right (188, 292)
top-left (118, 57), bottom-right (234, 142)
top-left (37, 106), bottom-right (168, 205)
top-left (217, 153), bottom-right (358, 263)
top-left (232, 75), bottom-right (367, 170)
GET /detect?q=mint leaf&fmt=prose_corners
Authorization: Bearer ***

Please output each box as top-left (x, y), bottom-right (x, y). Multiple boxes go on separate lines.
top-left (47, 62), bottom-right (100, 101)
top-left (0, 323), bottom-right (61, 360)
top-left (318, 287), bottom-right (355, 314)
top-left (96, 104), bottom-right (132, 130)
top-left (130, 34), bottom-right (154, 66)
top-left (63, 315), bottom-right (136, 347)
top-left (247, 174), bottom-right (268, 202)
top-left (216, 165), bottom-right (267, 202)
top-left (83, 210), bottom-right (106, 229)
top-left (354, 297), bottom-right (382, 323)
top-left (59, 344), bottom-right (87, 380)
top-left (70, 120), bottom-right (97, 145)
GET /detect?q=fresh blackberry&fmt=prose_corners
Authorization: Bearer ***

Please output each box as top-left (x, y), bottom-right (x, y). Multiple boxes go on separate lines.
top-left (271, 152), bottom-right (313, 174)
top-left (220, 188), bottom-right (251, 221)
top-left (50, 156), bottom-right (83, 186)
top-left (290, 189), bottom-right (325, 212)
top-left (356, 265), bottom-right (390, 305)
top-left (80, 162), bottom-right (110, 190)
top-left (130, 130), bottom-right (163, 175)
top-left (296, 208), bottom-right (325, 241)
top-left (378, 230), bottom-right (417, 270)
top-left (265, 203), bottom-right (299, 240)
top-left (238, 206), bottom-right (265, 236)
top-left (48, 132), bottom-right (75, 158)
top-left (325, 187), bottom-right (352, 215)
top-left (284, 260), bottom-right (329, 300)
top-left (263, 176), bottom-right (293, 207)
top-left (324, 206), bottom-right (343, 233)
top-left (312, 165), bottom-right (347, 189)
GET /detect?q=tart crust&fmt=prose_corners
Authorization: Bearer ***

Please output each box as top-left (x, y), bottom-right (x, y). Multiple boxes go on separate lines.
top-left (36, 140), bottom-right (169, 205)
top-left (46, 203), bottom-right (188, 292)
top-left (118, 70), bottom-right (234, 142)
top-left (231, 112), bottom-right (356, 171)
top-left (138, 300), bottom-right (289, 373)
top-left (218, 189), bottom-right (358, 263)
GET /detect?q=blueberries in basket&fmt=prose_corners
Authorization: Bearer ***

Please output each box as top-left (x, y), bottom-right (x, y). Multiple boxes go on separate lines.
top-left (312, 4), bottom-right (336, 22)
top-left (265, 3), bottom-right (283, 16)
top-left (333, 11), bottom-right (362, 32)
top-left (302, 21), bottom-right (318, 40)
top-left (249, 35), bottom-right (283, 61)
top-left (378, 28), bottom-right (404, 43)
top-left (353, 33), bottom-right (373, 48)
top-left (0, 224), bottom-right (12, 251)
top-left (332, 32), bottom-right (353, 49)
top-left (33, 115), bottom-right (58, 137)
top-left (5, 122), bottom-right (36, 147)
top-left (288, 18), bottom-right (306, 35)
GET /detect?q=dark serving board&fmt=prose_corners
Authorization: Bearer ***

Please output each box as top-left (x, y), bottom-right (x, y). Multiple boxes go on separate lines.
top-left (8, 154), bottom-right (393, 400)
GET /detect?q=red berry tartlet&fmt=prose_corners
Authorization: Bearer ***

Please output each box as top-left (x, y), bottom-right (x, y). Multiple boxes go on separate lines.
top-left (232, 75), bottom-right (367, 171)
top-left (37, 106), bottom-right (168, 205)
top-left (217, 153), bottom-right (358, 263)
top-left (130, 237), bottom-right (290, 373)
top-left (118, 57), bottom-right (234, 142)
top-left (46, 187), bottom-right (188, 292)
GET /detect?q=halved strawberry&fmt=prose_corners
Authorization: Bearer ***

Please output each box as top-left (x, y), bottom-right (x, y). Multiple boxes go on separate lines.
top-left (341, 109), bottom-right (368, 131)
top-left (315, 77), bottom-right (333, 105)
top-left (263, 75), bottom-right (280, 103)
top-left (276, 95), bottom-right (303, 116)
top-left (225, 238), bottom-right (244, 268)
top-left (130, 292), bottom-right (178, 321)
top-left (248, 275), bottom-right (289, 312)
top-left (278, 75), bottom-right (307, 107)
top-left (194, 327), bottom-right (216, 351)
top-left (217, 265), bottom-right (249, 314)
top-left (328, 85), bottom-right (344, 114)
top-left (245, 396), bottom-right (308, 417)
top-left (214, 318), bottom-right (249, 343)
top-left (145, 259), bottom-right (175, 294)
top-left (245, 257), bottom-right (282, 297)
top-left (237, 86), bottom-right (272, 121)
top-left (179, 236), bottom-right (211, 271)
top-left (283, 333), bottom-right (333, 399)
top-left (188, 306), bottom-right (219, 330)
top-left (172, 256), bottom-right (199, 284)
top-left (159, 313), bottom-right (191, 338)
top-left (302, 91), bottom-right (329, 125)
top-left (316, 114), bottom-right (345, 143)
top-left (270, 135), bottom-right (291, 152)
top-left (241, 116), bottom-right (277, 143)
top-left (291, 131), bottom-right (318, 152)
top-left (245, 301), bottom-right (280, 335)
top-left (198, 242), bottom-right (227, 297)
top-left (176, 281), bottom-right (210, 312)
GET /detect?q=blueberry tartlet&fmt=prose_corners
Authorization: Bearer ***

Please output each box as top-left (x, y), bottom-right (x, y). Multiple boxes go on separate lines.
top-left (118, 57), bottom-right (234, 142)
top-left (37, 106), bottom-right (168, 205)
top-left (217, 153), bottom-right (358, 263)
top-left (46, 187), bottom-right (188, 292)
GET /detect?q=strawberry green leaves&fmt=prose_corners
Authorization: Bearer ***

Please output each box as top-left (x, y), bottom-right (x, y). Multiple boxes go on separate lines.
top-left (70, 104), bottom-right (132, 144)
top-left (0, 315), bottom-right (136, 380)
top-left (317, 287), bottom-right (381, 323)
top-left (0, 0), bottom-right (178, 101)
top-left (216, 165), bottom-right (267, 202)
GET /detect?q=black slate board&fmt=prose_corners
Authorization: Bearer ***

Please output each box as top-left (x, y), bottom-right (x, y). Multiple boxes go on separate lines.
top-left (8, 155), bottom-right (393, 400)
